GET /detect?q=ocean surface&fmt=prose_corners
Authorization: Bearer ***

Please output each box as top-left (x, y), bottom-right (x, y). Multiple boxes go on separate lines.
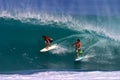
top-left (0, 0), bottom-right (120, 80)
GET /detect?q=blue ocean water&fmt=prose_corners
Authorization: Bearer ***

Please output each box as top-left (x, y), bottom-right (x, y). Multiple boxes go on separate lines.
top-left (0, 0), bottom-right (120, 79)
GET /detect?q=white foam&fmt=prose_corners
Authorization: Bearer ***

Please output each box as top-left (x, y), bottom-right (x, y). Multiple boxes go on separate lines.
top-left (51, 44), bottom-right (72, 54)
top-left (70, 23), bottom-right (120, 42)
top-left (0, 71), bottom-right (120, 80)
top-left (0, 11), bottom-right (73, 25)
top-left (82, 54), bottom-right (95, 62)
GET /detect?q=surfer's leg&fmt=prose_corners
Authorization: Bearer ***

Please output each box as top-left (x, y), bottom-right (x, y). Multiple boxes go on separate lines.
top-left (48, 41), bottom-right (51, 47)
top-left (76, 49), bottom-right (79, 58)
top-left (49, 40), bottom-right (53, 46)
top-left (79, 49), bottom-right (83, 56)
top-left (45, 42), bottom-right (49, 49)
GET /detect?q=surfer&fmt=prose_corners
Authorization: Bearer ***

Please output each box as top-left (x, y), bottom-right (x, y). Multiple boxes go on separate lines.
top-left (42, 35), bottom-right (53, 49)
top-left (72, 39), bottom-right (83, 58)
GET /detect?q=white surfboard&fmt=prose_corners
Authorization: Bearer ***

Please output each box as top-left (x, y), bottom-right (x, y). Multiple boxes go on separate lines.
top-left (40, 44), bottom-right (58, 52)
top-left (75, 56), bottom-right (84, 61)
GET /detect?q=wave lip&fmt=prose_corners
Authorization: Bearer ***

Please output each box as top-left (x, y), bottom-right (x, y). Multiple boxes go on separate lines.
top-left (1, 11), bottom-right (120, 42)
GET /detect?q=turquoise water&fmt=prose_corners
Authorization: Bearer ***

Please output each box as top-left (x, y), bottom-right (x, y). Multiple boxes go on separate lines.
top-left (0, 14), bottom-right (120, 73)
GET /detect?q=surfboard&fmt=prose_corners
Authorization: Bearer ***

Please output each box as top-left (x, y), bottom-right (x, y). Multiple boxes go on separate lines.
top-left (75, 56), bottom-right (84, 61)
top-left (40, 44), bottom-right (58, 52)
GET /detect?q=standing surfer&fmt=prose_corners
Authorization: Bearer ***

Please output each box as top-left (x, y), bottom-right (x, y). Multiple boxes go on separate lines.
top-left (72, 39), bottom-right (83, 58)
top-left (42, 35), bottom-right (53, 49)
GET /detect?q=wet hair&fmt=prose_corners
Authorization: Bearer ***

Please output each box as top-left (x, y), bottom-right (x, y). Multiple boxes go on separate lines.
top-left (77, 39), bottom-right (80, 41)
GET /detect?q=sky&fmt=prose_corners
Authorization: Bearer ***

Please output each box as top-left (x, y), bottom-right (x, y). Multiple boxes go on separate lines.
top-left (0, 0), bottom-right (120, 16)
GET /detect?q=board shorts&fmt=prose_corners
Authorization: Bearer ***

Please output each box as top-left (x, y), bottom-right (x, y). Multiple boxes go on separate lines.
top-left (76, 49), bottom-right (83, 55)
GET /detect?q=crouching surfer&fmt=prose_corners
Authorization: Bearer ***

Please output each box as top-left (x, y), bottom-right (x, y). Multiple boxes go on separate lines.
top-left (42, 35), bottom-right (53, 49)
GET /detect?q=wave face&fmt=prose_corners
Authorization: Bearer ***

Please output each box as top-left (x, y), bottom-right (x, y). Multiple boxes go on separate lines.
top-left (0, 13), bottom-right (120, 72)
top-left (0, 0), bottom-right (120, 73)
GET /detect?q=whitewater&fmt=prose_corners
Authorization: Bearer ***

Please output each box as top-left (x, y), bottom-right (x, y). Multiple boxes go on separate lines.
top-left (0, 71), bottom-right (120, 80)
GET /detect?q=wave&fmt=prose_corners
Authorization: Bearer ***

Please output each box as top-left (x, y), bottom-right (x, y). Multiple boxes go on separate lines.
top-left (0, 12), bottom-right (120, 72)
